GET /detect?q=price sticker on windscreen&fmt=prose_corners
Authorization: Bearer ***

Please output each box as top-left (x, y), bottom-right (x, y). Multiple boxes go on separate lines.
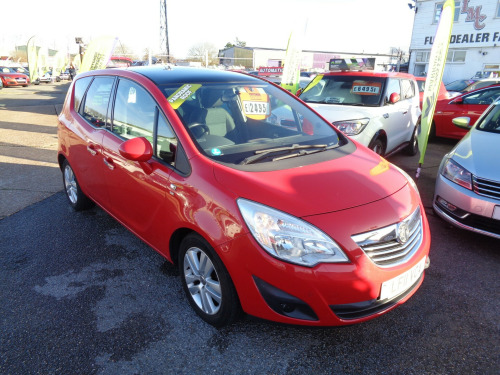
top-left (352, 81), bottom-right (381, 95)
top-left (168, 84), bottom-right (202, 109)
top-left (239, 87), bottom-right (270, 120)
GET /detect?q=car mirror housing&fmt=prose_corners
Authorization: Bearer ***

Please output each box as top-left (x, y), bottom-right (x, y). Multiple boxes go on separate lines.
top-left (451, 97), bottom-right (464, 104)
top-left (389, 92), bottom-right (400, 104)
top-left (119, 137), bottom-right (153, 162)
top-left (452, 116), bottom-right (471, 129)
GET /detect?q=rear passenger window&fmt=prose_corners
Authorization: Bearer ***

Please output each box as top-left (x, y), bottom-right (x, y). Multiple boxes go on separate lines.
top-left (401, 80), bottom-right (414, 99)
top-left (82, 77), bottom-right (115, 127)
top-left (73, 76), bottom-right (92, 111)
top-left (112, 79), bottom-right (156, 142)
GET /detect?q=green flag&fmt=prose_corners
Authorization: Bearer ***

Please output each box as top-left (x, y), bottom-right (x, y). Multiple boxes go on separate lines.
top-left (27, 37), bottom-right (39, 83)
top-left (79, 36), bottom-right (118, 73)
top-left (281, 20), bottom-right (307, 94)
top-left (416, 0), bottom-right (454, 178)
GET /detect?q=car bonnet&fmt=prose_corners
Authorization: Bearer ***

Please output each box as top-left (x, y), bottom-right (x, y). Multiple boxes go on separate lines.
top-left (451, 129), bottom-right (500, 182)
top-left (213, 146), bottom-right (408, 217)
top-left (305, 104), bottom-right (378, 123)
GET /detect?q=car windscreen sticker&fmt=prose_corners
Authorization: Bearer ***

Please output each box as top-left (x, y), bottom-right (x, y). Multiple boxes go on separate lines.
top-left (239, 87), bottom-right (270, 120)
top-left (351, 81), bottom-right (381, 95)
top-left (128, 87), bottom-right (137, 103)
top-left (301, 74), bottom-right (324, 94)
top-left (167, 84), bottom-right (202, 109)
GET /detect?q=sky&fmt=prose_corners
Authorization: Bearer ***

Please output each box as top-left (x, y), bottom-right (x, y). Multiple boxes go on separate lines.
top-left (0, 0), bottom-right (417, 60)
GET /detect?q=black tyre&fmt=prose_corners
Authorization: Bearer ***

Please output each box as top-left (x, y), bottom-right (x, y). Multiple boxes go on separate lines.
top-left (179, 233), bottom-right (241, 327)
top-left (369, 138), bottom-right (385, 156)
top-left (404, 124), bottom-right (419, 156)
top-left (62, 159), bottom-right (93, 211)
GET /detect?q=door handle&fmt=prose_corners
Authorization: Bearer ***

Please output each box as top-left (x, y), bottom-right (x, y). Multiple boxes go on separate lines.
top-left (168, 184), bottom-right (177, 196)
top-left (402, 110), bottom-right (408, 115)
top-left (86, 145), bottom-right (97, 156)
top-left (103, 158), bottom-right (115, 170)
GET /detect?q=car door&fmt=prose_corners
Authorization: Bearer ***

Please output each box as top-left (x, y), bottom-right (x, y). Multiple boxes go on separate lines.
top-left (435, 86), bottom-right (500, 138)
top-left (65, 76), bottom-right (114, 205)
top-left (383, 78), bottom-right (410, 153)
top-left (100, 78), bottom-right (176, 250)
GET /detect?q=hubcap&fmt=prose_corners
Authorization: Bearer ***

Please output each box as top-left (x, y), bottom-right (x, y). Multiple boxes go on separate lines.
top-left (64, 165), bottom-right (78, 204)
top-left (183, 247), bottom-right (222, 315)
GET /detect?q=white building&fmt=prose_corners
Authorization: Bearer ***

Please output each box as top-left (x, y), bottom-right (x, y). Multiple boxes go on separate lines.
top-left (409, 0), bottom-right (500, 83)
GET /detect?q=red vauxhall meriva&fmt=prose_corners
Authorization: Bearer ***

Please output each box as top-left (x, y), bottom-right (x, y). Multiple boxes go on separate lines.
top-left (57, 67), bottom-right (431, 327)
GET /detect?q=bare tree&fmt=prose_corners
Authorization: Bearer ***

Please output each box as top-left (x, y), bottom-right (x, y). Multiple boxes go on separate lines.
top-left (187, 42), bottom-right (218, 65)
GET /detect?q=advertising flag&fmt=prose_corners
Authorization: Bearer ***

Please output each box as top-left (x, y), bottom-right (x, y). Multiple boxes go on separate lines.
top-left (79, 36), bottom-right (118, 73)
top-left (281, 20), bottom-right (307, 94)
top-left (416, 0), bottom-right (454, 178)
top-left (27, 37), bottom-right (39, 83)
top-left (52, 51), bottom-right (67, 79)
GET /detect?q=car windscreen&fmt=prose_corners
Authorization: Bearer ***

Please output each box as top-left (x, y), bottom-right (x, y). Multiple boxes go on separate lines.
top-left (160, 81), bottom-right (346, 165)
top-left (477, 103), bottom-right (500, 134)
top-left (299, 75), bottom-right (386, 107)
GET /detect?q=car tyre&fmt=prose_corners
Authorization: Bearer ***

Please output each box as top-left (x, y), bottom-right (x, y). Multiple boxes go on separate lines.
top-left (179, 233), bottom-right (241, 327)
top-left (369, 138), bottom-right (385, 156)
top-left (62, 159), bottom-right (93, 211)
top-left (404, 124), bottom-right (419, 156)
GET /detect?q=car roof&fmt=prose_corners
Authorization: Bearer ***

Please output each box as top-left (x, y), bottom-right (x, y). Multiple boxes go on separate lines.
top-left (127, 66), bottom-right (259, 85)
top-left (322, 70), bottom-right (416, 80)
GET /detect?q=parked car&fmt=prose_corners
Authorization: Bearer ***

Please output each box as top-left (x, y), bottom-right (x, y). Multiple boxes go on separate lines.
top-left (414, 76), bottom-right (453, 109)
top-left (445, 79), bottom-right (478, 95)
top-left (432, 84), bottom-right (500, 139)
top-left (299, 69), bottom-right (421, 157)
top-left (58, 67), bottom-right (430, 327)
top-left (34, 72), bottom-right (53, 85)
top-left (433, 98), bottom-right (500, 239)
top-left (55, 70), bottom-right (71, 81)
top-left (0, 70), bottom-right (30, 87)
top-left (446, 78), bottom-right (500, 96)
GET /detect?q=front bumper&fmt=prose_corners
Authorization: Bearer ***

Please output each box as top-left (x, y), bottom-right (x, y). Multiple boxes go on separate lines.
top-left (220, 184), bottom-right (431, 326)
top-left (433, 174), bottom-right (500, 239)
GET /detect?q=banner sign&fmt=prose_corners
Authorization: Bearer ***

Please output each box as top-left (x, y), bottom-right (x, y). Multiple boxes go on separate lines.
top-left (417, 0), bottom-right (454, 176)
top-left (258, 67), bottom-right (283, 76)
top-left (79, 36), bottom-right (118, 73)
top-left (329, 58), bottom-right (375, 71)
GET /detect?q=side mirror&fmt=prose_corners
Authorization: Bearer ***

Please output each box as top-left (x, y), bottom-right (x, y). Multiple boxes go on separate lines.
top-left (119, 137), bottom-right (153, 162)
top-left (389, 92), bottom-right (400, 104)
top-left (451, 96), bottom-right (464, 104)
top-left (452, 117), bottom-right (471, 130)
top-left (296, 88), bottom-right (303, 96)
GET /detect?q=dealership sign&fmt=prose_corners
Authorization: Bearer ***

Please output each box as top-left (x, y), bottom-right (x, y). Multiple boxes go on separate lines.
top-left (258, 67), bottom-right (283, 76)
top-left (423, 0), bottom-right (496, 45)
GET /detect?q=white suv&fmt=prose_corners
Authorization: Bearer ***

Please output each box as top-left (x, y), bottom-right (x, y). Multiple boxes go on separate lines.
top-left (299, 70), bottom-right (421, 157)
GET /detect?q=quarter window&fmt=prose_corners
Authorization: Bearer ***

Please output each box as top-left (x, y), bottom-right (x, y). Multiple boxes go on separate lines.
top-left (82, 77), bottom-right (115, 127)
top-left (73, 76), bottom-right (92, 112)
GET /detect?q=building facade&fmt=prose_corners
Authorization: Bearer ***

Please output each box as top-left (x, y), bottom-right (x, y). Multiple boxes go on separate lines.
top-left (218, 46), bottom-right (399, 72)
top-left (409, 0), bottom-right (500, 83)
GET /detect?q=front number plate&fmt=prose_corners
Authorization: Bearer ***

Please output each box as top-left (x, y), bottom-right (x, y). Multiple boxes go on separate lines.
top-left (380, 256), bottom-right (426, 301)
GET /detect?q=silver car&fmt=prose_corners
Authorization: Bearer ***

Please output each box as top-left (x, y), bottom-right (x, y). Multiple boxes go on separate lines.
top-left (433, 98), bottom-right (500, 239)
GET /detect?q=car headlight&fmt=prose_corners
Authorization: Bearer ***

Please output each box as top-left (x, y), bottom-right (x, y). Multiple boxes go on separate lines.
top-left (440, 158), bottom-right (472, 190)
top-left (4, 76), bottom-right (13, 80)
top-left (333, 118), bottom-right (369, 135)
top-left (237, 198), bottom-right (349, 267)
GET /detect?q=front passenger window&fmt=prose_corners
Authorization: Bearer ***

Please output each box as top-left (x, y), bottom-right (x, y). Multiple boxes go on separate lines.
top-left (385, 79), bottom-right (401, 103)
top-left (113, 79), bottom-right (156, 142)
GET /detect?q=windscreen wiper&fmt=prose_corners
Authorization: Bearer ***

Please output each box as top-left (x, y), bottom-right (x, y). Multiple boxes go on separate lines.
top-left (241, 144), bottom-right (330, 165)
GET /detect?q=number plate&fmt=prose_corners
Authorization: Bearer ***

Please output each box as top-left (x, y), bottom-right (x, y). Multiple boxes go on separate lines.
top-left (493, 206), bottom-right (500, 220)
top-left (380, 256), bottom-right (426, 301)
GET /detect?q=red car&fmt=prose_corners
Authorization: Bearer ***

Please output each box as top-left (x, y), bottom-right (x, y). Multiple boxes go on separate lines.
top-left (0, 71), bottom-right (30, 87)
top-left (432, 84), bottom-right (500, 139)
top-left (58, 67), bottom-right (430, 327)
top-left (414, 76), bottom-right (451, 109)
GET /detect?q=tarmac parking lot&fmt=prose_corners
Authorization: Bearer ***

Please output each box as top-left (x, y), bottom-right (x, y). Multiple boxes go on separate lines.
top-left (0, 82), bottom-right (499, 374)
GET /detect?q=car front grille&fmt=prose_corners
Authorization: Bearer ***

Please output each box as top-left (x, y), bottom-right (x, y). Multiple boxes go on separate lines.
top-left (351, 207), bottom-right (423, 268)
top-left (473, 176), bottom-right (500, 200)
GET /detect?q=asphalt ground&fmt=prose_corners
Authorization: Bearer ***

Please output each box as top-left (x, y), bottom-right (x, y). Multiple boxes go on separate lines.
top-left (0, 83), bottom-right (499, 374)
